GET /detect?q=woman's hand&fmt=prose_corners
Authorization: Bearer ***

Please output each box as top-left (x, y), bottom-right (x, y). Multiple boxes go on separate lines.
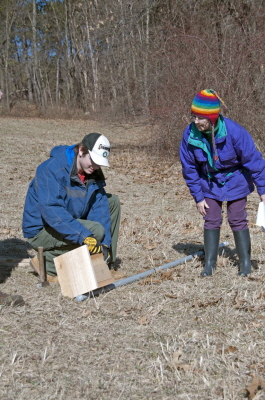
top-left (261, 194), bottom-right (265, 204)
top-left (196, 199), bottom-right (209, 216)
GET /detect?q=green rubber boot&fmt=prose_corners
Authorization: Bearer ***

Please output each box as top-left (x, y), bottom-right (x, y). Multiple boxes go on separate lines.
top-left (233, 229), bottom-right (251, 276)
top-left (201, 229), bottom-right (220, 277)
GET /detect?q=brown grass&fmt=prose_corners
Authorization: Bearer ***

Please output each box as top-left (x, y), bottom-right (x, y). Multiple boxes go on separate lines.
top-left (0, 117), bottom-right (265, 399)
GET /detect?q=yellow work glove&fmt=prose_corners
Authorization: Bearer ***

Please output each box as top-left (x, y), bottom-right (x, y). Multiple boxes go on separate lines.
top-left (83, 237), bottom-right (102, 255)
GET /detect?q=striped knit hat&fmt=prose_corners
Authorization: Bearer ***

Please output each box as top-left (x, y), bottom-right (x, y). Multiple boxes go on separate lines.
top-left (191, 89), bottom-right (223, 125)
top-left (191, 89), bottom-right (227, 162)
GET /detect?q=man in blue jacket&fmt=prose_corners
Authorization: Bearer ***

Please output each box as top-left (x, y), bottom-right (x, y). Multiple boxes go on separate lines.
top-left (23, 132), bottom-right (120, 281)
top-left (180, 89), bottom-right (265, 277)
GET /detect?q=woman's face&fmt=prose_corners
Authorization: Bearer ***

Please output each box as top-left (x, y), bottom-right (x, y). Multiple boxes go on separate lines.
top-left (191, 115), bottom-right (212, 132)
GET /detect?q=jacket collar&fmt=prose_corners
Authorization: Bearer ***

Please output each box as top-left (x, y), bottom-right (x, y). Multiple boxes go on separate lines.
top-left (188, 115), bottom-right (227, 170)
top-left (189, 115), bottom-right (227, 142)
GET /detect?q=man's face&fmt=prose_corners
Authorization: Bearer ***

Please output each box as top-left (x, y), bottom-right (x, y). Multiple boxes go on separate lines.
top-left (77, 149), bottom-right (100, 174)
top-left (191, 115), bottom-right (212, 132)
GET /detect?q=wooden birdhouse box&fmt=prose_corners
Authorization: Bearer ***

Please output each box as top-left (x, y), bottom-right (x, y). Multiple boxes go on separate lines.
top-left (54, 245), bottom-right (114, 298)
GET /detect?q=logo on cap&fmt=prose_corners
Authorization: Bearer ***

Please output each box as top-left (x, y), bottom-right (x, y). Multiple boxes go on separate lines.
top-left (99, 144), bottom-right (110, 152)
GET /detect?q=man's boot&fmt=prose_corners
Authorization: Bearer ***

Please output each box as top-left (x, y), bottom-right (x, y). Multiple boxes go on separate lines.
top-left (233, 229), bottom-right (251, 276)
top-left (201, 229), bottom-right (220, 277)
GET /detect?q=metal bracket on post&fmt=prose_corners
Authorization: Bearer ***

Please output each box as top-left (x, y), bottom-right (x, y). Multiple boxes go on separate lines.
top-left (37, 247), bottom-right (49, 288)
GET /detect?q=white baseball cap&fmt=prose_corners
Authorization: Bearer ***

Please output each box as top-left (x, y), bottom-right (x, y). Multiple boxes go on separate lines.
top-left (82, 133), bottom-right (110, 167)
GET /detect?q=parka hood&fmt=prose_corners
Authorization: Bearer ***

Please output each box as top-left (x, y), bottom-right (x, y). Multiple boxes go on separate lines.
top-left (50, 145), bottom-right (75, 167)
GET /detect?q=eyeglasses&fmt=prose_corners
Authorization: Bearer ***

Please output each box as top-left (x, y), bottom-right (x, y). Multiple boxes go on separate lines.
top-left (190, 115), bottom-right (208, 122)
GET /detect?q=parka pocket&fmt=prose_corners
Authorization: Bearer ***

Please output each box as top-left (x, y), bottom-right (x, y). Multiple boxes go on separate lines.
top-left (218, 149), bottom-right (237, 163)
top-left (218, 149), bottom-right (238, 168)
top-left (193, 148), bottom-right (207, 162)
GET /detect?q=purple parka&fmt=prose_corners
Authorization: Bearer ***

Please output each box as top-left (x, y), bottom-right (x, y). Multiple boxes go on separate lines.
top-left (179, 116), bottom-right (265, 203)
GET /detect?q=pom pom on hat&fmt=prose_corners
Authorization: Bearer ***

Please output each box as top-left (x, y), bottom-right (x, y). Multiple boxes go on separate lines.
top-left (191, 89), bottom-right (226, 125)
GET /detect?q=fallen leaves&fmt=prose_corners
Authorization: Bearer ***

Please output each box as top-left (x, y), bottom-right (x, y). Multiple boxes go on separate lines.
top-left (248, 363), bottom-right (265, 373)
top-left (249, 321), bottom-right (262, 328)
top-left (143, 243), bottom-right (159, 250)
top-left (163, 293), bottom-right (178, 299)
top-left (192, 297), bottom-right (221, 308)
top-left (160, 270), bottom-right (174, 281)
top-left (118, 305), bottom-right (142, 318)
top-left (140, 277), bottom-right (161, 285)
top-left (167, 350), bottom-right (193, 372)
top-left (244, 375), bottom-right (265, 399)
top-left (0, 227), bottom-right (17, 236)
top-left (217, 346), bottom-right (238, 354)
top-left (81, 309), bottom-right (98, 318)
top-left (140, 315), bottom-right (149, 325)
top-left (140, 270), bottom-right (178, 285)
top-left (231, 291), bottom-right (265, 312)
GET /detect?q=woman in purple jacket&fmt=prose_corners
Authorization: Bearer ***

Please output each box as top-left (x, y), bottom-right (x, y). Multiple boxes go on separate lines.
top-left (180, 89), bottom-right (265, 277)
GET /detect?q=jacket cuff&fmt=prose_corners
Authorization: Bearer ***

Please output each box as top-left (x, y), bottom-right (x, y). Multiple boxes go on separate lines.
top-left (195, 196), bottom-right (204, 203)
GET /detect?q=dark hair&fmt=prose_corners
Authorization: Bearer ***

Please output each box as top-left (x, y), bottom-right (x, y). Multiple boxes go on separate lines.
top-left (74, 143), bottom-right (89, 155)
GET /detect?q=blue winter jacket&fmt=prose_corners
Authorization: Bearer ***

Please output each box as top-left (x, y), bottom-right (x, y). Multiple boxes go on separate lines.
top-left (22, 145), bottom-right (112, 247)
top-left (179, 116), bottom-right (265, 203)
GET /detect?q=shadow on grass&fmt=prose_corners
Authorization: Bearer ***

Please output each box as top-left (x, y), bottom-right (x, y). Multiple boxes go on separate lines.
top-left (0, 238), bottom-right (32, 283)
top-left (172, 241), bottom-right (236, 259)
top-left (172, 242), bottom-right (203, 256)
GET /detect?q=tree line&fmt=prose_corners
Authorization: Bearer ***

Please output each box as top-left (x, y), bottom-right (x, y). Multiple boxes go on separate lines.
top-left (1, 0), bottom-right (265, 149)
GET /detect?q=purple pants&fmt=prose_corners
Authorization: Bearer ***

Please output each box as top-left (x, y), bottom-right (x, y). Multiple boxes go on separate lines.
top-left (203, 197), bottom-right (248, 231)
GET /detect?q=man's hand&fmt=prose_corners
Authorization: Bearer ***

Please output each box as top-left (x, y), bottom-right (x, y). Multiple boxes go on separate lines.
top-left (83, 237), bottom-right (111, 262)
top-left (261, 194), bottom-right (265, 205)
top-left (196, 199), bottom-right (209, 216)
top-left (83, 237), bottom-right (101, 254)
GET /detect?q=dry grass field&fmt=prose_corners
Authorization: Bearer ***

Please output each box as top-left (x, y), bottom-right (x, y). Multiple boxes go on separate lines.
top-left (0, 117), bottom-right (265, 400)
